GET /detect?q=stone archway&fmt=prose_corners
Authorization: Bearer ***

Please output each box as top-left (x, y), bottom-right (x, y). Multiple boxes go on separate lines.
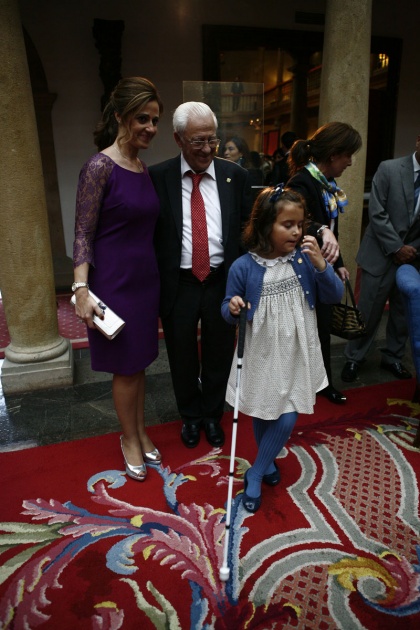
top-left (23, 28), bottom-right (73, 290)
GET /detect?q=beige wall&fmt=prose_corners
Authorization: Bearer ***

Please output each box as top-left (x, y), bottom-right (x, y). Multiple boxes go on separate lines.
top-left (17, 0), bottom-right (420, 258)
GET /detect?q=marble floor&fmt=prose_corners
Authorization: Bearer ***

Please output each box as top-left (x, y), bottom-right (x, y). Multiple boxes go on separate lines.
top-left (0, 312), bottom-right (415, 452)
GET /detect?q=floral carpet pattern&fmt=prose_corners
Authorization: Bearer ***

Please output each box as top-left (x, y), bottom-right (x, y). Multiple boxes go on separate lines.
top-left (0, 382), bottom-right (419, 629)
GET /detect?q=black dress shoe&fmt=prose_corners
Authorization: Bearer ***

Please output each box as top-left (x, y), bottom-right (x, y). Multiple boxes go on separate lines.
top-left (181, 422), bottom-right (201, 448)
top-left (380, 360), bottom-right (412, 380)
top-left (341, 361), bottom-right (359, 382)
top-left (204, 421), bottom-right (225, 447)
top-left (318, 385), bottom-right (346, 405)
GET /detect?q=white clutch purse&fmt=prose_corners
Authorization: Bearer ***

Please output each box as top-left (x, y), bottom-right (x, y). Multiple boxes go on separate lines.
top-left (70, 290), bottom-right (125, 340)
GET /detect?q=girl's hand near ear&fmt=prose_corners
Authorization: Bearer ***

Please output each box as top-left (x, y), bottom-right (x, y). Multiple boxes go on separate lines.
top-left (301, 235), bottom-right (327, 272)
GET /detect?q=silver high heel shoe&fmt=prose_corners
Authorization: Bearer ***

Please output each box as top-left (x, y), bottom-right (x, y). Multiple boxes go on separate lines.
top-left (143, 448), bottom-right (162, 464)
top-left (120, 436), bottom-right (147, 481)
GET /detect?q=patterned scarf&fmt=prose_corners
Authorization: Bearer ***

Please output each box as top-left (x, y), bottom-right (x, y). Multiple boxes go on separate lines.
top-left (305, 161), bottom-right (348, 219)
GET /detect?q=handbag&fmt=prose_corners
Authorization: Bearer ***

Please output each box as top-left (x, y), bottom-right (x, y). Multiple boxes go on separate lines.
top-left (70, 291), bottom-right (125, 340)
top-left (330, 279), bottom-right (366, 340)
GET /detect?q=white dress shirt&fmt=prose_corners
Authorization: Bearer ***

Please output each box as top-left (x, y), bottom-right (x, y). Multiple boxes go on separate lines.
top-left (180, 154), bottom-right (224, 269)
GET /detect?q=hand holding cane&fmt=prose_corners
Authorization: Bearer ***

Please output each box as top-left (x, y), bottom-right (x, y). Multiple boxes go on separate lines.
top-left (219, 305), bottom-right (247, 582)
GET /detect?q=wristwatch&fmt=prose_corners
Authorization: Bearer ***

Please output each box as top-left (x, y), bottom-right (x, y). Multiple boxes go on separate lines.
top-left (72, 282), bottom-right (89, 292)
top-left (316, 225), bottom-right (328, 236)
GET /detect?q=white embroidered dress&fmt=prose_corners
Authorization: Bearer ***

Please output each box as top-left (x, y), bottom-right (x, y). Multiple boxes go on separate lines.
top-left (225, 251), bottom-right (328, 420)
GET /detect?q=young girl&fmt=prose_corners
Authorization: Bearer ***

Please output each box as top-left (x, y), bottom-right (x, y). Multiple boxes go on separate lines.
top-left (221, 186), bottom-right (344, 512)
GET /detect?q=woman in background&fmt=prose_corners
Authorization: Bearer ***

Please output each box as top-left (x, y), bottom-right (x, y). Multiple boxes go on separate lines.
top-left (223, 135), bottom-right (251, 167)
top-left (73, 77), bottom-right (163, 481)
top-left (223, 136), bottom-right (264, 200)
top-left (287, 121), bottom-right (362, 405)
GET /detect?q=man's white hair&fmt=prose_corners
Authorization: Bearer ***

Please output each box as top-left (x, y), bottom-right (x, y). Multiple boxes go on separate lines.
top-left (173, 101), bottom-right (218, 134)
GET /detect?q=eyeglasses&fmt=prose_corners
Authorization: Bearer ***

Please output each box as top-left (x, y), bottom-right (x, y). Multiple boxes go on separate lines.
top-left (185, 137), bottom-right (220, 149)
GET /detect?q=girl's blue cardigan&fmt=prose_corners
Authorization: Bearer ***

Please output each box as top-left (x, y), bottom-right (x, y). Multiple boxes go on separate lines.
top-left (221, 249), bottom-right (344, 325)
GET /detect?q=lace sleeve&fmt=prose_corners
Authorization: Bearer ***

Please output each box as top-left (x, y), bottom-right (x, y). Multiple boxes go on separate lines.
top-left (73, 154), bottom-right (114, 267)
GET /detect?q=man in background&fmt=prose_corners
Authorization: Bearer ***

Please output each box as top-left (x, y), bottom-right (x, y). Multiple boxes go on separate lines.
top-left (268, 131), bottom-right (297, 185)
top-left (342, 133), bottom-right (420, 383)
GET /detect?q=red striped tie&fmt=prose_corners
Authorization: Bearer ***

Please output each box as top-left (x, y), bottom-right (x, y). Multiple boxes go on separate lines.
top-left (188, 172), bottom-right (211, 281)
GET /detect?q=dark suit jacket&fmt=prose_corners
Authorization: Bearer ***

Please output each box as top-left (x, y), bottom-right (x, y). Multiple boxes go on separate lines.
top-left (357, 155), bottom-right (420, 276)
top-left (149, 155), bottom-right (252, 318)
top-left (287, 167), bottom-right (344, 269)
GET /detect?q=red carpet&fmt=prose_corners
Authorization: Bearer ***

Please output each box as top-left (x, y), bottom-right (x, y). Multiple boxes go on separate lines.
top-left (0, 380), bottom-right (419, 629)
top-left (0, 296), bottom-right (167, 359)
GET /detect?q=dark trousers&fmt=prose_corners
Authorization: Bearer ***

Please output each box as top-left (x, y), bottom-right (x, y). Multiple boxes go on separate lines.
top-left (161, 267), bottom-right (236, 425)
top-left (345, 265), bottom-right (408, 364)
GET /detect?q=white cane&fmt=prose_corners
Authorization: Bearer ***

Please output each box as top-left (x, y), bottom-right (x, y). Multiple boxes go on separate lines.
top-left (219, 306), bottom-right (247, 582)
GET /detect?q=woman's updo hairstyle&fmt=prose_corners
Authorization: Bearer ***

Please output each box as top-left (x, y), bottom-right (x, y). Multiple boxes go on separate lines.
top-left (93, 76), bottom-right (163, 151)
top-left (287, 121), bottom-right (362, 178)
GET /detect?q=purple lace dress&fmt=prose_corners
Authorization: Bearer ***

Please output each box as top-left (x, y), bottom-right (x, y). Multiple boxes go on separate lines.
top-left (73, 154), bottom-right (160, 375)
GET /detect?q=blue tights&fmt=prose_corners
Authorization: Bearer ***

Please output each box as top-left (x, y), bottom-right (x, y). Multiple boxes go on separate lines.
top-left (246, 411), bottom-right (298, 498)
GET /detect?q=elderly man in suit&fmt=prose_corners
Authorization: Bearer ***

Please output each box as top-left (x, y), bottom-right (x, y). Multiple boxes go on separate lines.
top-left (342, 133), bottom-right (420, 382)
top-left (149, 102), bottom-right (252, 448)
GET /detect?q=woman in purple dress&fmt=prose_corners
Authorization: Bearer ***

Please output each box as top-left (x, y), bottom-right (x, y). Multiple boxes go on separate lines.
top-left (73, 77), bottom-right (163, 482)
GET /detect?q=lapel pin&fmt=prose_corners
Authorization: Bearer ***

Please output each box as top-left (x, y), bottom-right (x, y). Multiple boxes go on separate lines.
top-left (226, 178), bottom-right (231, 183)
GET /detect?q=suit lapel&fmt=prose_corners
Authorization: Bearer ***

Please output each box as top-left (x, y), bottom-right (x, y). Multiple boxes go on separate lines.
top-left (165, 156), bottom-right (184, 244)
top-left (214, 158), bottom-right (231, 242)
top-left (401, 157), bottom-right (415, 223)
top-left (310, 171), bottom-right (329, 221)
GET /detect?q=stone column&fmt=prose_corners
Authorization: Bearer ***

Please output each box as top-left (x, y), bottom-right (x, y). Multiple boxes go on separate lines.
top-left (318, 0), bottom-right (373, 284)
top-left (0, 0), bottom-right (73, 393)
top-left (33, 91), bottom-right (74, 291)
top-left (24, 28), bottom-right (74, 290)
